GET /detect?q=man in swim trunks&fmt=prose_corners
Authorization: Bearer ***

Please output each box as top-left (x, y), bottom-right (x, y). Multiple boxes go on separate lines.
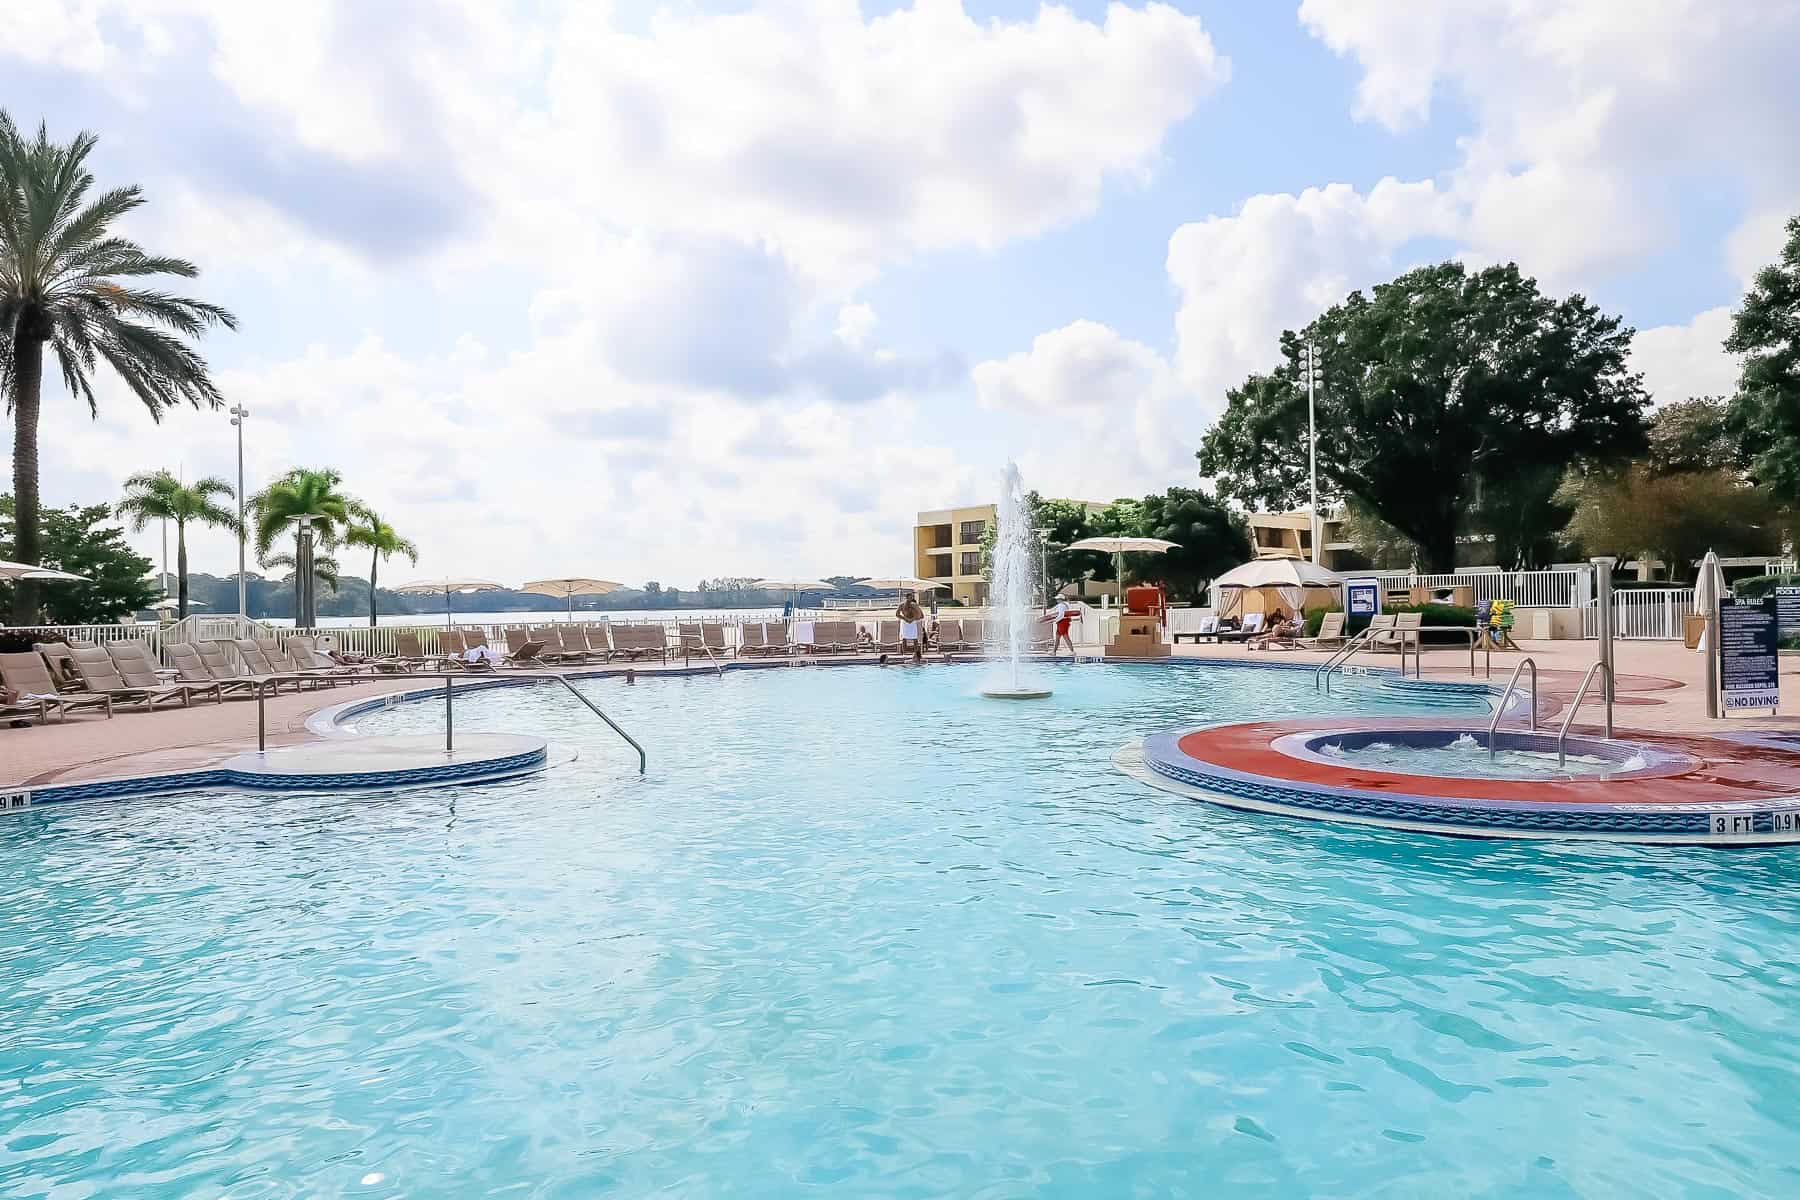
top-left (896, 591), bottom-right (927, 664)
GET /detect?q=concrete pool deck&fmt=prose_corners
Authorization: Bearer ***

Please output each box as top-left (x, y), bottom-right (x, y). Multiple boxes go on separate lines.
top-left (4, 637), bottom-right (1797, 795)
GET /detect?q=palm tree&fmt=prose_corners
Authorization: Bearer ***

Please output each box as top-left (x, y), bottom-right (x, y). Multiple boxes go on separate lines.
top-left (261, 550), bottom-right (342, 599)
top-left (114, 470), bottom-right (239, 619)
top-left (251, 467), bottom-right (352, 628)
top-left (345, 505), bottom-right (419, 627)
top-left (0, 113), bottom-right (236, 623)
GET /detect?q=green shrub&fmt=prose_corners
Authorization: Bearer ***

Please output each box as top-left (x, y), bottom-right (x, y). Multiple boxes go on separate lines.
top-left (1734, 573), bottom-right (1800, 599)
top-left (0, 629), bottom-right (69, 654)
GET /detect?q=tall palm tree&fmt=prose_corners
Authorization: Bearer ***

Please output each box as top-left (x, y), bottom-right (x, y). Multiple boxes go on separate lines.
top-left (0, 113), bottom-right (237, 623)
top-left (261, 550), bottom-right (342, 599)
top-left (251, 467), bottom-right (352, 628)
top-left (114, 470), bottom-right (239, 619)
top-left (345, 505), bottom-right (419, 627)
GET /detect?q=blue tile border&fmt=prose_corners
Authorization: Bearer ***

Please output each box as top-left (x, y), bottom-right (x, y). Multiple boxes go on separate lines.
top-left (1137, 727), bottom-right (1800, 843)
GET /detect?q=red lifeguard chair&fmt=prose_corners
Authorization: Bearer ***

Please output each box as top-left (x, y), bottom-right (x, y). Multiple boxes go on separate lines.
top-left (1108, 583), bottom-right (1171, 657)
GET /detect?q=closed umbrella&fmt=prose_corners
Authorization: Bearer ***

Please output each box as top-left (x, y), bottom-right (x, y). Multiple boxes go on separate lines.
top-left (519, 577), bottom-right (624, 615)
top-left (394, 577), bottom-right (505, 628)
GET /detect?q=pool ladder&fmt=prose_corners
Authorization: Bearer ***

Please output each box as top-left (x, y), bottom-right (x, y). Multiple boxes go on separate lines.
top-left (1555, 662), bottom-right (1613, 768)
top-left (1486, 656), bottom-right (1537, 759)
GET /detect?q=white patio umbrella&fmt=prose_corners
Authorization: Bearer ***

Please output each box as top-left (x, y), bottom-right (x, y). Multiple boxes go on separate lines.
top-left (1067, 536), bottom-right (1180, 590)
top-left (0, 559), bottom-right (88, 582)
top-left (151, 597), bottom-right (208, 611)
top-left (394, 577), bottom-right (506, 628)
top-left (753, 577), bottom-right (836, 621)
top-left (519, 577), bottom-right (624, 615)
top-left (856, 576), bottom-right (946, 592)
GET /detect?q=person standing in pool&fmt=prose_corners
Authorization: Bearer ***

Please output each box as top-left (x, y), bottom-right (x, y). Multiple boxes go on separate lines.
top-left (896, 591), bottom-right (928, 664)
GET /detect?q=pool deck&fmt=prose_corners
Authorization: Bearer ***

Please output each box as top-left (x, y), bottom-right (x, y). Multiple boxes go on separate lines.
top-left (4, 636), bottom-right (1798, 796)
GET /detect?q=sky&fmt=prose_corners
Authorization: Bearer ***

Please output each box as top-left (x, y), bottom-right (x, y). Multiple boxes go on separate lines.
top-left (5, 0), bottom-right (1799, 588)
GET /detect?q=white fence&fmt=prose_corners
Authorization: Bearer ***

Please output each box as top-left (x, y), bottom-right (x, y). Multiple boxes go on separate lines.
top-left (1367, 569), bottom-right (1590, 610)
top-left (1580, 589), bottom-right (1697, 640)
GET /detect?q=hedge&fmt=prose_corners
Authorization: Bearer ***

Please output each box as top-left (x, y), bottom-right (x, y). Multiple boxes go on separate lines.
top-left (1302, 603), bottom-right (1477, 644)
top-left (0, 629), bottom-right (71, 654)
top-left (1733, 573), bottom-right (1800, 599)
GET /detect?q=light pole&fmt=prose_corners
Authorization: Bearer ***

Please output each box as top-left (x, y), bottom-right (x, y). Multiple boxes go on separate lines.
top-left (229, 405), bottom-right (249, 627)
top-left (1299, 341), bottom-right (1324, 565)
top-left (1034, 527), bottom-right (1052, 608)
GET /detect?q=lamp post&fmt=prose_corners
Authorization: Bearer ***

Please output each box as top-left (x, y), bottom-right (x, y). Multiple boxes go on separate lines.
top-left (1034, 526), bottom-right (1052, 608)
top-left (229, 404), bottom-right (249, 627)
top-left (1299, 341), bottom-right (1324, 565)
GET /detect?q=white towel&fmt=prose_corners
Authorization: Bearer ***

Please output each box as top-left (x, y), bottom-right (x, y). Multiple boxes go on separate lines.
top-left (901, 621), bottom-right (921, 640)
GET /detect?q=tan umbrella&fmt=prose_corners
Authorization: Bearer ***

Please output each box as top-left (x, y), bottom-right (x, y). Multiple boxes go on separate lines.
top-left (753, 577), bottom-right (836, 621)
top-left (519, 577), bottom-right (624, 615)
top-left (857, 576), bottom-right (946, 592)
top-left (394, 577), bottom-right (506, 627)
top-left (1067, 536), bottom-right (1180, 589)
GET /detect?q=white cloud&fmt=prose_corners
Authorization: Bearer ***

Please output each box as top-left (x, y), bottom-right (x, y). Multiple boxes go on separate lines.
top-left (1632, 307), bottom-right (1739, 407)
top-left (835, 303), bottom-right (877, 350)
top-left (1299, 0), bottom-right (1800, 285)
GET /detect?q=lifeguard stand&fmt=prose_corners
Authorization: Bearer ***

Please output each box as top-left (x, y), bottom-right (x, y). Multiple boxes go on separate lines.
top-left (1107, 584), bottom-right (1170, 658)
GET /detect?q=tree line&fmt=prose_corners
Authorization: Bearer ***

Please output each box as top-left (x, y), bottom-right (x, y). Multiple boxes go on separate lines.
top-left (1195, 219), bottom-right (1800, 582)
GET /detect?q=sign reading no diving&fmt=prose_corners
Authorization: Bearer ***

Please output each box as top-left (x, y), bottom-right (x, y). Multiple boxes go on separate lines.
top-left (1719, 594), bottom-right (1779, 714)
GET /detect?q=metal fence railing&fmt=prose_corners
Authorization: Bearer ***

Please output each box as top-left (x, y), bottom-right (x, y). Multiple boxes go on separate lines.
top-left (1367, 569), bottom-right (1590, 609)
top-left (1580, 590), bottom-right (1696, 640)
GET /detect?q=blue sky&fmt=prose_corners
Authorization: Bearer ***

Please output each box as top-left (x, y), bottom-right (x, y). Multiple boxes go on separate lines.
top-left (5, 1), bottom-right (1795, 585)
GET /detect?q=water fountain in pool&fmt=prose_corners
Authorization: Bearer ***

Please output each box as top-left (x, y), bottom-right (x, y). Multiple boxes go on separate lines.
top-left (980, 462), bottom-right (1051, 700)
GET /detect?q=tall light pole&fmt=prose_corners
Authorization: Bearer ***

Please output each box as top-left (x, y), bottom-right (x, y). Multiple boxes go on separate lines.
top-left (1299, 341), bottom-right (1324, 565)
top-left (229, 405), bottom-right (249, 626)
top-left (1034, 527), bottom-right (1052, 608)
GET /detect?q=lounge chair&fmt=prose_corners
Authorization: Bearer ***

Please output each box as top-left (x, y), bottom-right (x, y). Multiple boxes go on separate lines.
top-left (1174, 614), bottom-right (1220, 644)
top-left (1297, 611), bottom-right (1347, 650)
top-left (67, 646), bottom-right (199, 709)
top-left (1248, 618), bottom-right (1301, 651)
top-left (1381, 612), bottom-right (1424, 654)
top-left (234, 639), bottom-right (332, 690)
top-left (581, 625), bottom-right (618, 661)
top-left (1, 692), bottom-right (46, 726)
top-left (1362, 613), bottom-right (1401, 652)
top-left (961, 618), bottom-right (987, 651)
top-left (677, 622), bottom-right (705, 656)
top-left (876, 620), bottom-right (903, 652)
top-left (106, 640), bottom-right (226, 703)
top-left (167, 642), bottom-right (263, 698)
top-left (283, 635), bottom-right (370, 677)
top-left (615, 624), bottom-right (669, 663)
top-left (0, 651), bottom-right (112, 720)
top-left (502, 628), bottom-right (549, 667)
top-left (933, 619), bottom-right (967, 652)
top-left (195, 641), bottom-right (290, 695)
top-left (1216, 613), bottom-right (1265, 644)
top-left (256, 637), bottom-right (348, 683)
top-left (544, 624), bottom-right (592, 665)
top-left (738, 623), bottom-right (768, 657)
top-left (802, 620), bottom-right (850, 655)
top-left (33, 640), bottom-right (84, 691)
top-left (761, 623), bottom-right (792, 658)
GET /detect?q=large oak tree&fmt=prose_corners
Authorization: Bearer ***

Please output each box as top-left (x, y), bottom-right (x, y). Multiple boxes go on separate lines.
top-left (1197, 262), bottom-right (1648, 572)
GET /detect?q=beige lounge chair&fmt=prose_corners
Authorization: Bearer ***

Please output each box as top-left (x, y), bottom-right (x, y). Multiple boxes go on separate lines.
top-left (167, 642), bottom-right (263, 698)
top-left (677, 622), bottom-right (704, 656)
top-left (933, 618), bottom-right (967, 652)
top-left (876, 620), bottom-right (903, 652)
top-left (33, 640), bottom-right (84, 691)
top-left (195, 641), bottom-right (288, 695)
top-left (612, 624), bottom-right (669, 663)
top-left (962, 618), bottom-right (987, 649)
top-left (1, 692), bottom-right (46, 725)
top-left (547, 624), bottom-right (594, 664)
top-left (234, 639), bottom-right (331, 690)
top-left (106, 640), bottom-right (226, 703)
top-left (283, 635), bottom-right (371, 676)
top-left (0, 651), bottom-right (112, 720)
top-left (738, 623), bottom-right (768, 656)
top-left (502, 628), bottom-right (549, 667)
top-left (757, 623), bottom-right (793, 657)
top-left (67, 645), bottom-right (197, 709)
top-left (1297, 611), bottom-right (1348, 650)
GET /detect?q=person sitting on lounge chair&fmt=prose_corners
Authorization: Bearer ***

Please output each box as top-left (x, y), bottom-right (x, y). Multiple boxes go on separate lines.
top-left (1249, 610), bottom-right (1299, 650)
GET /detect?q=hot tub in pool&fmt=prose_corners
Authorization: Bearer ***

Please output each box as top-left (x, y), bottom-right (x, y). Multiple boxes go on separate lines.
top-left (1277, 727), bottom-right (1698, 781)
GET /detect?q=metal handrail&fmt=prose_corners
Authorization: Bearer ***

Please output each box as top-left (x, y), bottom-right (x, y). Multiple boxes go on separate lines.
top-left (683, 638), bottom-right (727, 677)
top-left (1487, 656), bottom-right (1537, 759)
top-left (253, 669), bottom-right (647, 774)
top-left (1315, 626), bottom-right (1379, 692)
top-left (1557, 661), bottom-right (1612, 767)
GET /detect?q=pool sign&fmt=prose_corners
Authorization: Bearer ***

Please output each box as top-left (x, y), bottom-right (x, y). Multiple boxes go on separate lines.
top-left (1777, 586), bottom-right (1800, 639)
top-left (1345, 577), bottom-right (1382, 617)
top-left (1718, 594), bottom-right (1779, 714)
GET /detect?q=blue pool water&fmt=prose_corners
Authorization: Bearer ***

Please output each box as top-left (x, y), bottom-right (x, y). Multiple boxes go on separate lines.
top-left (4, 662), bottom-right (1799, 1197)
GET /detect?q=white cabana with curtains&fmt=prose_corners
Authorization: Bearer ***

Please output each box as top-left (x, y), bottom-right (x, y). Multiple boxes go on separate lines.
top-left (1209, 557), bottom-right (1342, 619)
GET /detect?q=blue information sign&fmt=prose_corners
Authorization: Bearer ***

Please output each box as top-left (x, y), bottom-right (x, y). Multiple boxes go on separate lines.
top-left (1720, 594), bottom-right (1779, 713)
top-left (1345, 577), bottom-right (1381, 617)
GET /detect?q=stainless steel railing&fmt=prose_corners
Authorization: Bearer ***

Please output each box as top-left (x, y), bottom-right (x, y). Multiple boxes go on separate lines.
top-left (1487, 656), bottom-right (1537, 759)
top-left (1557, 662), bottom-right (1613, 767)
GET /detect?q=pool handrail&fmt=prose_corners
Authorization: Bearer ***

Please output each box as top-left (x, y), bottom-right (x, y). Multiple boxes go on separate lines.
top-left (1315, 625), bottom-right (1380, 692)
top-left (1487, 656), bottom-right (1538, 759)
top-left (256, 670), bottom-right (647, 774)
top-left (1557, 661), bottom-right (1613, 767)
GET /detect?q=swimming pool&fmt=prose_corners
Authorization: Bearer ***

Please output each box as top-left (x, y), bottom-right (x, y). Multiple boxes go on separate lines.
top-left (5, 662), bottom-right (1798, 1196)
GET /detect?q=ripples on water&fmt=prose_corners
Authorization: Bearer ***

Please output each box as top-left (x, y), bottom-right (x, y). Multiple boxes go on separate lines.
top-left (3, 663), bottom-right (1797, 1197)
